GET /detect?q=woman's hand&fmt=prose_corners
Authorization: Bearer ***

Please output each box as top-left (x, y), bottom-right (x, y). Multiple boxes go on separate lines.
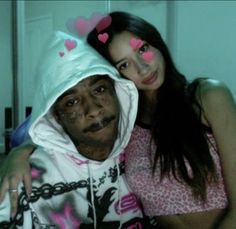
top-left (0, 144), bottom-right (35, 218)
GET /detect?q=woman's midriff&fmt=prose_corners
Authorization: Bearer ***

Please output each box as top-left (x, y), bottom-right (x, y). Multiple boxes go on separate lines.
top-left (156, 208), bottom-right (224, 229)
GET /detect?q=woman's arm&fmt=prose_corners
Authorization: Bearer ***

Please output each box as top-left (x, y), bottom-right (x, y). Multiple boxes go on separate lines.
top-left (0, 144), bottom-right (35, 218)
top-left (199, 79), bottom-right (236, 229)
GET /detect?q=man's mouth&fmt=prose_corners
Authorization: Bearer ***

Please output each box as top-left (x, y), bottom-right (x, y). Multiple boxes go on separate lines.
top-left (84, 116), bottom-right (116, 133)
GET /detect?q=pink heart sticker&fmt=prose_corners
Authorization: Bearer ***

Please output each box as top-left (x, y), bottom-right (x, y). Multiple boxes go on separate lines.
top-left (96, 15), bottom-right (112, 33)
top-left (59, 51), bottom-right (65, 57)
top-left (141, 51), bottom-right (154, 62)
top-left (65, 13), bottom-right (110, 37)
top-left (98, 33), bottom-right (109, 44)
top-left (75, 17), bottom-right (92, 36)
top-left (64, 39), bottom-right (77, 51)
top-left (90, 12), bottom-right (104, 28)
top-left (130, 38), bottom-right (144, 50)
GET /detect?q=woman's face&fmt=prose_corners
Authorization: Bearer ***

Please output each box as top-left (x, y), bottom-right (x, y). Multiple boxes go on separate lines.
top-left (108, 31), bottom-right (165, 92)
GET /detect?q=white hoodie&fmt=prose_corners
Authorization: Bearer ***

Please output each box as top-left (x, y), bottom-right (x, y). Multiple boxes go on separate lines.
top-left (0, 32), bottom-right (149, 228)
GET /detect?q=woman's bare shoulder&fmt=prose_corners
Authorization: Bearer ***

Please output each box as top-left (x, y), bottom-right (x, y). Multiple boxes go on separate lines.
top-left (196, 78), bottom-right (233, 107)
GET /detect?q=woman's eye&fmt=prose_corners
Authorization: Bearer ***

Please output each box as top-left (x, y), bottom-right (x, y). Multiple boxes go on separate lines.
top-left (139, 43), bottom-right (149, 54)
top-left (118, 62), bottom-right (129, 71)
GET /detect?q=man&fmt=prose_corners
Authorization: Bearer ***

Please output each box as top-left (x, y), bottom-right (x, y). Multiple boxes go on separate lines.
top-left (0, 31), bottom-right (150, 228)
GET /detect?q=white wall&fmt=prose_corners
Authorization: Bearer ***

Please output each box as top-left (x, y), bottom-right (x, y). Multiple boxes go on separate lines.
top-left (25, 0), bottom-right (110, 31)
top-left (173, 1), bottom-right (236, 97)
top-left (0, 1), bottom-right (12, 153)
top-left (110, 1), bottom-right (168, 41)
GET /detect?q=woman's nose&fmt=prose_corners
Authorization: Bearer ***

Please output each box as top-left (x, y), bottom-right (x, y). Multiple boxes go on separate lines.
top-left (134, 56), bottom-right (149, 76)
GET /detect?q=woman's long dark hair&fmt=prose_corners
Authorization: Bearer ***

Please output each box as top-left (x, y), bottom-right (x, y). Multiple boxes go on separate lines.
top-left (87, 11), bottom-right (217, 201)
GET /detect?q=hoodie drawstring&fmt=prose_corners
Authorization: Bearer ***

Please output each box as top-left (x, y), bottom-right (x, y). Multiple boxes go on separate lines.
top-left (115, 158), bottom-right (122, 229)
top-left (88, 163), bottom-right (97, 229)
top-left (87, 158), bottom-right (122, 229)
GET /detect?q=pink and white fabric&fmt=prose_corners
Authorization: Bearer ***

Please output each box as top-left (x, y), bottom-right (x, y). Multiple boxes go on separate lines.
top-left (125, 125), bottom-right (228, 216)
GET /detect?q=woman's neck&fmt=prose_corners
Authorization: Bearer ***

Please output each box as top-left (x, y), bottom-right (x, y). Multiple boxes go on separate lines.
top-left (143, 90), bottom-right (157, 103)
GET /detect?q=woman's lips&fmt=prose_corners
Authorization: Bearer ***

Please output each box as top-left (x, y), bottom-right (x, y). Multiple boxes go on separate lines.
top-left (142, 71), bottom-right (158, 85)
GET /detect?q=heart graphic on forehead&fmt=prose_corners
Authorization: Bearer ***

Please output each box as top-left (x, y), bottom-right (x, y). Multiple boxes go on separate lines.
top-left (98, 33), bottom-right (109, 43)
top-left (64, 39), bottom-right (77, 51)
top-left (141, 51), bottom-right (154, 62)
top-left (96, 15), bottom-right (112, 33)
top-left (66, 12), bottom-right (110, 37)
top-left (130, 38), bottom-right (144, 50)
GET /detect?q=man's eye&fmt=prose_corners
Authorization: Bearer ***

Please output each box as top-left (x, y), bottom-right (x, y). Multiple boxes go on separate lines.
top-left (139, 43), bottom-right (149, 54)
top-left (118, 62), bottom-right (129, 71)
top-left (66, 98), bottom-right (79, 107)
top-left (94, 86), bottom-right (106, 94)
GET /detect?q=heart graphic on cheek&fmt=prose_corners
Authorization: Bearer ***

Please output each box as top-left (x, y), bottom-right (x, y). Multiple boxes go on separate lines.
top-left (64, 39), bottom-right (77, 51)
top-left (130, 38), bottom-right (144, 50)
top-left (98, 33), bottom-right (109, 43)
top-left (59, 51), bottom-right (65, 57)
top-left (141, 51), bottom-right (154, 62)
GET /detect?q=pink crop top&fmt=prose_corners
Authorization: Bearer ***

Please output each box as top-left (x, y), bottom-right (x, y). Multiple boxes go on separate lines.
top-left (125, 125), bottom-right (228, 216)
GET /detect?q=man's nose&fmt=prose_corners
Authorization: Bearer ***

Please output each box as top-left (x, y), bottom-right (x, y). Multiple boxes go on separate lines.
top-left (84, 96), bottom-right (102, 118)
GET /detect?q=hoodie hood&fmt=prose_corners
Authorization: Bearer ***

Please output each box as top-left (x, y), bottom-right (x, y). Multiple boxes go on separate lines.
top-left (28, 31), bottom-right (138, 160)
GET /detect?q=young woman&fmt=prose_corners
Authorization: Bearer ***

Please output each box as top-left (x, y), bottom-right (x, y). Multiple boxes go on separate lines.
top-left (88, 11), bottom-right (236, 229)
top-left (1, 12), bottom-right (236, 229)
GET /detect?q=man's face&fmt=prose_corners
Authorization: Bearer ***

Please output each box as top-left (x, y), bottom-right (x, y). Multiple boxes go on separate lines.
top-left (53, 75), bottom-right (120, 155)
